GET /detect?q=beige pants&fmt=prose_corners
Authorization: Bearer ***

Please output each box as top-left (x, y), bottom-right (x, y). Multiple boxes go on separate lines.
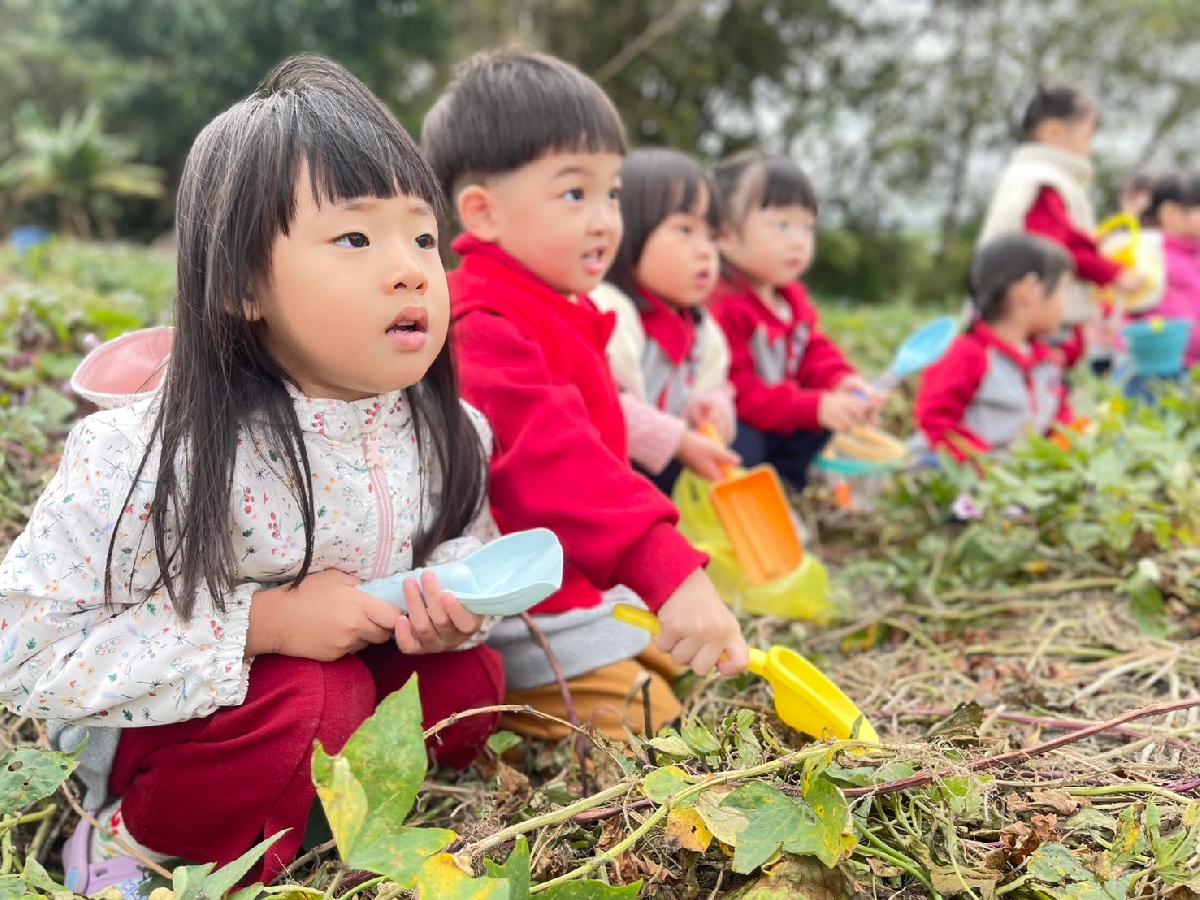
top-left (501, 646), bottom-right (684, 741)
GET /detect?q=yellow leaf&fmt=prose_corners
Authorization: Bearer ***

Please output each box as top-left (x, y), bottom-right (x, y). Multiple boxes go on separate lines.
top-left (311, 752), bottom-right (368, 855)
top-left (413, 853), bottom-right (508, 899)
top-left (1022, 560), bottom-right (1050, 576)
top-left (666, 807), bottom-right (712, 852)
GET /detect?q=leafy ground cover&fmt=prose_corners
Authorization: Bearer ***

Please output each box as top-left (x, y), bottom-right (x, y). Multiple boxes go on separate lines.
top-left (0, 241), bottom-right (1196, 898)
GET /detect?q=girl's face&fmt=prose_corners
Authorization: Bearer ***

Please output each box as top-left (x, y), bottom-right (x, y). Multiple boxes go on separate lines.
top-left (718, 204), bottom-right (816, 289)
top-left (1038, 107), bottom-right (1098, 159)
top-left (257, 171), bottom-right (449, 401)
top-left (635, 198), bottom-right (719, 308)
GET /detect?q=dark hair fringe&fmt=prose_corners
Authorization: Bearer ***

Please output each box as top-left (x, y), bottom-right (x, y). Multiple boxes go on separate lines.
top-left (106, 54), bottom-right (487, 622)
top-left (421, 47), bottom-right (628, 202)
top-left (712, 151), bottom-right (818, 231)
top-left (607, 148), bottom-right (718, 311)
top-left (969, 234), bottom-right (1074, 323)
top-left (1020, 83), bottom-right (1096, 141)
top-left (1143, 170), bottom-right (1200, 227)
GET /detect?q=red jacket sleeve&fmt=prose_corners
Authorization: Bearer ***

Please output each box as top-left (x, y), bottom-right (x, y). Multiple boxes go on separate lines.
top-left (915, 338), bottom-right (991, 462)
top-left (795, 326), bottom-right (856, 393)
top-left (714, 303), bottom-right (829, 434)
top-left (1025, 187), bottom-right (1123, 287)
top-left (455, 312), bottom-right (706, 611)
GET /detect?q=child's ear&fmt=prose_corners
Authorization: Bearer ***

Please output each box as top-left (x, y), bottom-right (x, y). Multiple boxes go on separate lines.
top-left (456, 184), bottom-right (501, 243)
top-left (1011, 273), bottom-right (1041, 307)
top-left (715, 225), bottom-right (738, 255)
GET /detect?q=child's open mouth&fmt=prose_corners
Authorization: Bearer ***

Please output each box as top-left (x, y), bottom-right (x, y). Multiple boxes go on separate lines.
top-left (581, 247), bottom-right (609, 277)
top-left (385, 307), bottom-right (429, 350)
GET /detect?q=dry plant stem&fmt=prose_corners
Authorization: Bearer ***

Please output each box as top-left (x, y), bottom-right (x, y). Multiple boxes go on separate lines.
top-left (271, 838), bottom-right (336, 885)
top-left (878, 708), bottom-right (1199, 752)
top-left (528, 742), bottom-right (854, 893)
top-left (936, 576), bottom-right (1121, 602)
top-left (520, 612), bottom-right (593, 791)
top-left (60, 780), bottom-right (172, 880)
top-left (466, 782), bottom-right (633, 858)
top-left (846, 698), bottom-right (1200, 799)
top-left (572, 798), bottom-right (654, 825)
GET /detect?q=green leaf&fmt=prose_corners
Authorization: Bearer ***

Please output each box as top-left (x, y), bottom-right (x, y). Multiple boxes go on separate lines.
top-left (720, 781), bottom-right (826, 874)
top-left (681, 720), bottom-right (720, 756)
top-left (0, 748), bottom-right (77, 815)
top-left (646, 730), bottom-right (693, 758)
top-left (311, 675), bottom-right (457, 882)
top-left (183, 832), bottom-right (284, 900)
top-left (484, 837), bottom-right (641, 899)
top-left (487, 730), bottom-right (522, 756)
top-left (1026, 843), bottom-right (1095, 885)
top-left (695, 786), bottom-right (749, 846)
top-left (1122, 567), bottom-right (1167, 638)
top-left (799, 773), bottom-right (856, 866)
top-left (1105, 804), bottom-right (1146, 872)
top-left (642, 766), bottom-right (699, 805)
top-left (20, 856), bottom-right (67, 893)
top-left (411, 853), bottom-right (509, 899)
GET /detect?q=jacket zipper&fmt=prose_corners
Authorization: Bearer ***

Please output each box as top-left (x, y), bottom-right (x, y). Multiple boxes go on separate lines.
top-left (362, 430), bottom-right (394, 581)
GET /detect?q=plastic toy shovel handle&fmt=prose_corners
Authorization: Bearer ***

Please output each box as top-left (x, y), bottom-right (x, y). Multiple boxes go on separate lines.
top-left (697, 423), bottom-right (739, 481)
top-left (612, 604), bottom-right (767, 675)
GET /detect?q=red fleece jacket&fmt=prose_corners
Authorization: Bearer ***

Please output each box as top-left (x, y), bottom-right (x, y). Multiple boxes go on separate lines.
top-left (1025, 187), bottom-right (1122, 287)
top-left (915, 321), bottom-right (1073, 461)
top-left (709, 275), bottom-right (855, 434)
top-left (449, 235), bottom-right (707, 615)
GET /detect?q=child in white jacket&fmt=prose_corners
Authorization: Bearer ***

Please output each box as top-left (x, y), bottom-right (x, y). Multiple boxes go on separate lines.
top-left (0, 55), bottom-right (502, 894)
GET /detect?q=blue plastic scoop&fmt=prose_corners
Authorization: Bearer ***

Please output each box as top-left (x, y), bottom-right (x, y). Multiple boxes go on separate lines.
top-left (360, 528), bottom-right (564, 617)
top-left (874, 316), bottom-right (958, 393)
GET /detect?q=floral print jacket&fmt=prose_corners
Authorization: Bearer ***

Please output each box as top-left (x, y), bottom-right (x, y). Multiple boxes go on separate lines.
top-left (0, 386), bottom-right (497, 727)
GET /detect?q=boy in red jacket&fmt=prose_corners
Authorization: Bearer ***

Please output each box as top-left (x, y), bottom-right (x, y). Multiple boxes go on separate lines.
top-left (421, 49), bottom-right (748, 742)
top-left (709, 152), bottom-right (881, 491)
top-left (916, 234), bottom-right (1075, 461)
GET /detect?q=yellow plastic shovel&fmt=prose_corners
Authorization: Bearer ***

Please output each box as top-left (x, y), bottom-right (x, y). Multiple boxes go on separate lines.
top-left (613, 604), bottom-right (879, 744)
top-left (698, 424), bottom-right (804, 586)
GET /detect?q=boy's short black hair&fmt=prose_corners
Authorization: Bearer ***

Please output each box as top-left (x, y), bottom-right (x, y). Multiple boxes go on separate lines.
top-left (1020, 83), bottom-right (1096, 141)
top-left (421, 48), bottom-right (627, 201)
top-left (1144, 170), bottom-right (1200, 226)
top-left (712, 151), bottom-right (818, 232)
top-left (608, 148), bottom-right (718, 309)
top-left (969, 234), bottom-right (1074, 323)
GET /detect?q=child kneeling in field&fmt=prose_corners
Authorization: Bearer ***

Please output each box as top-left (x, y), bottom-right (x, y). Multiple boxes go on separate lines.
top-left (916, 234), bottom-right (1076, 461)
top-left (422, 49), bottom-right (749, 743)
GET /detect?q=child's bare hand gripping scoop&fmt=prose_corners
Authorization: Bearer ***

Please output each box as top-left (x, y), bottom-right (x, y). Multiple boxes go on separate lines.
top-left (655, 569), bottom-right (749, 676)
top-left (393, 570), bottom-right (486, 654)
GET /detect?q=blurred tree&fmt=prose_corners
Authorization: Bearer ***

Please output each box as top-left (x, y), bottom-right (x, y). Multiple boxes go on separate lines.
top-left (2, 105), bottom-right (165, 238)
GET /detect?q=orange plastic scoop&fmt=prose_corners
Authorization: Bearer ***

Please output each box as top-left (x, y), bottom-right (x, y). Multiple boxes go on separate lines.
top-left (614, 605), bottom-right (878, 743)
top-left (700, 424), bottom-right (803, 586)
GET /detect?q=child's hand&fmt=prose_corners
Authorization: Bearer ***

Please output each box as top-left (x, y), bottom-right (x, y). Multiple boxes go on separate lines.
top-left (835, 374), bottom-right (885, 422)
top-left (818, 390), bottom-right (873, 432)
top-left (688, 399), bottom-right (735, 444)
top-left (656, 569), bottom-right (749, 676)
top-left (393, 571), bottom-right (485, 654)
top-left (1114, 268), bottom-right (1147, 295)
top-left (677, 430), bottom-right (741, 481)
top-left (248, 568), bottom-right (400, 661)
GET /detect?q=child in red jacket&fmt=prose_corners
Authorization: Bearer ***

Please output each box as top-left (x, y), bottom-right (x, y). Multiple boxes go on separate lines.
top-left (916, 234), bottom-right (1075, 461)
top-left (422, 49), bottom-right (748, 742)
top-left (709, 152), bottom-right (881, 492)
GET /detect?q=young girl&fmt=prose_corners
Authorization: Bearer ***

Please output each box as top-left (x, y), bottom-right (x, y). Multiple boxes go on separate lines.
top-left (1144, 171), bottom-right (1200, 367)
top-left (916, 234), bottom-right (1075, 460)
top-left (0, 55), bottom-right (504, 892)
top-left (708, 151), bottom-right (880, 493)
top-left (977, 83), bottom-right (1144, 369)
top-left (590, 148), bottom-right (739, 494)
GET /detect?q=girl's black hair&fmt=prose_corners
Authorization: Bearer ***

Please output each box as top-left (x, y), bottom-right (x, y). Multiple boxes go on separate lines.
top-left (1020, 83), bottom-right (1096, 141)
top-left (1143, 170), bottom-right (1200, 226)
top-left (969, 234), bottom-right (1073, 323)
top-left (711, 151), bottom-right (818, 232)
top-left (106, 54), bottom-right (487, 621)
top-left (607, 148), bottom-right (718, 312)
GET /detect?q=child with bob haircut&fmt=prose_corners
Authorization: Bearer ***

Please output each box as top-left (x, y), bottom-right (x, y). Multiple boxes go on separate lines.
top-left (916, 234), bottom-right (1076, 460)
top-left (978, 83), bottom-right (1144, 367)
top-left (423, 49), bottom-right (749, 742)
top-left (590, 148), bottom-right (739, 493)
top-left (1144, 171), bottom-right (1200, 367)
top-left (708, 151), bottom-right (880, 493)
top-left (0, 55), bottom-right (504, 892)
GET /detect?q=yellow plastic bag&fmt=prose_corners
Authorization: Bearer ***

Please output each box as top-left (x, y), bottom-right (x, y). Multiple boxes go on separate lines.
top-left (1096, 214), bottom-right (1165, 314)
top-left (672, 470), bottom-right (833, 623)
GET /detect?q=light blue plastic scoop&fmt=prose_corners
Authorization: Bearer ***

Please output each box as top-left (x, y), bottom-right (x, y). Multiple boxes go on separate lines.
top-left (360, 527), bottom-right (564, 617)
top-left (875, 316), bottom-right (958, 392)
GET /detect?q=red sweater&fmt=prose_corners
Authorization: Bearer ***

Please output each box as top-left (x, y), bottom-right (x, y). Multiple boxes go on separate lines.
top-left (916, 321), bottom-right (1073, 461)
top-left (449, 235), bottom-right (707, 615)
top-left (709, 275), bottom-right (855, 433)
top-left (1025, 187), bottom-right (1122, 287)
